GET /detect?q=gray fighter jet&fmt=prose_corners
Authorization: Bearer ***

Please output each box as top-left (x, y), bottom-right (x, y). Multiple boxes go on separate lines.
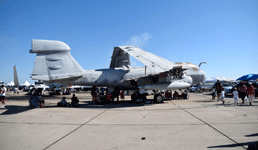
top-left (30, 39), bottom-right (206, 102)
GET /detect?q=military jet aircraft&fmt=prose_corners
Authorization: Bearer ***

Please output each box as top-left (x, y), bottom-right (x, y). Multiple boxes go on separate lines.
top-left (30, 39), bottom-right (206, 103)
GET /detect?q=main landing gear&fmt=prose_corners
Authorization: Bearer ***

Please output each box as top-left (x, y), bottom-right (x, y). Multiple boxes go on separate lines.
top-left (131, 91), bottom-right (164, 104)
top-left (131, 92), bottom-right (151, 104)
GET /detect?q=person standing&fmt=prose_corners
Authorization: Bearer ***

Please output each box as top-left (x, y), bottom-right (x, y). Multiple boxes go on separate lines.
top-left (214, 80), bottom-right (223, 102)
top-left (239, 81), bottom-right (247, 104)
top-left (232, 88), bottom-right (239, 105)
top-left (221, 88), bottom-right (225, 104)
top-left (247, 83), bottom-right (255, 106)
top-left (212, 88), bottom-right (216, 100)
top-left (0, 85), bottom-right (7, 107)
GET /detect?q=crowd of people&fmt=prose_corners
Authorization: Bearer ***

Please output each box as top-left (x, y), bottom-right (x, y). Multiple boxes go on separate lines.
top-left (212, 80), bottom-right (255, 105)
top-left (1, 81), bottom-right (256, 108)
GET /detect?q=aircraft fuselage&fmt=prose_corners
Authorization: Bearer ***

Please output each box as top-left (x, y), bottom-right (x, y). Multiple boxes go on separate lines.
top-left (57, 66), bottom-right (205, 89)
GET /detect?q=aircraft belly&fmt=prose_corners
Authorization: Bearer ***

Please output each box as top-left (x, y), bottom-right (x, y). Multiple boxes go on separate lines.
top-left (79, 70), bottom-right (132, 87)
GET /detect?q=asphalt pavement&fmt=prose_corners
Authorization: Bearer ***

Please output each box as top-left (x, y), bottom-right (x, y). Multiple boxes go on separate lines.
top-left (0, 91), bottom-right (257, 150)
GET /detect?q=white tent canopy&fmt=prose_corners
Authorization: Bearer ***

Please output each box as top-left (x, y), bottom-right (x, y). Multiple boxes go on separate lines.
top-left (7, 81), bottom-right (15, 86)
top-left (20, 81), bottom-right (31, 86)
top-left (204, 77), bottom-right (217, 83)
top-left (204, 77), bottom-right (234, 83)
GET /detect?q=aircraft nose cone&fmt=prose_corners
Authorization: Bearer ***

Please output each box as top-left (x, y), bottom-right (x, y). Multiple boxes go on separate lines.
top-left (201, 70), bottom-right (206, 82)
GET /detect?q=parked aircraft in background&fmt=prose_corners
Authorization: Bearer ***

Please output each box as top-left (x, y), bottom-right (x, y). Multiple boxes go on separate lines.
top-left (6, 65), bottom-right (21, 92)
top-left (0, 81), bottom-right (6, 87)
top-left (30, 39), bottom-right (206, 103)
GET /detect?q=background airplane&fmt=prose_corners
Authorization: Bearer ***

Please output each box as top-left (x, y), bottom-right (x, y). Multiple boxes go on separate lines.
top-left (30, 39), bottom-right (206, 103)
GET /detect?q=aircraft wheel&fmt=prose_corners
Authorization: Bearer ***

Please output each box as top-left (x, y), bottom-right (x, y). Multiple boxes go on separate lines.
top-left (131, 93), bottom-right (137, 102)
top-left (141, 94), bottom-right (149, 104)
top-left (154, 94), bottom-right (163, 103)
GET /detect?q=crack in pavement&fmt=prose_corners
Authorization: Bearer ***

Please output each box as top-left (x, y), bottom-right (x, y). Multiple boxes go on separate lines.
top-left (171, 101), bottom-right (247, 150)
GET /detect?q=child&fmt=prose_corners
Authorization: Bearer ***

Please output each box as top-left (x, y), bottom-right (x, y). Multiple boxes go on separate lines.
top-left (221, 88), bottom-right (225, 104)
top-left (232, 88), bottom-right (239, 105)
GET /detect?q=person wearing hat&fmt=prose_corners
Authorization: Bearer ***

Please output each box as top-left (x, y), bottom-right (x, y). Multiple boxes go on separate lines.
top-left (247, 82), bottom-right (255, 105)
top-left (239, 81), bottom-right (247, 104)
top-left (0, 85), bottom-right (7, 107)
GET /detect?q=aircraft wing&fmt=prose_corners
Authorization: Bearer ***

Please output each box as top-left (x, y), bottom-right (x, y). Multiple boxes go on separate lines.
top-left (110, 47), bottom-right (131, 69)
top-left (118, 46), bottom-right (182, 75)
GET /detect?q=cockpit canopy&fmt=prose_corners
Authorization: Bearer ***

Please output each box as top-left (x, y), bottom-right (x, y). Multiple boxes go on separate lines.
top-left (175, 62), bottom-right (199, 71)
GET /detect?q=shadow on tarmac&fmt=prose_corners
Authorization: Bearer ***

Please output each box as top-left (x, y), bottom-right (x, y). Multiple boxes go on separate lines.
top-left (207, 141), bottom-right (258, 149)
top-left (0, 99), bottom-right (163, 115)
top-left (0, 105), bottom-right (31, 115)
top-left (245, 133), bottom-right (258, 137)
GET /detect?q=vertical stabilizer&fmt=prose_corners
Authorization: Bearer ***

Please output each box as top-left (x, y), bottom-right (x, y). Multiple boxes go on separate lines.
top-left (14, 65), bottom-right (20, 87)
top-left (30, 39), bottom-right (84, 81)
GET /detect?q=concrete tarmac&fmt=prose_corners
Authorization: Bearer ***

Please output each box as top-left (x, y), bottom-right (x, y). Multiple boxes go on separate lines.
top-left (0, 91), bottom-right (257, 150)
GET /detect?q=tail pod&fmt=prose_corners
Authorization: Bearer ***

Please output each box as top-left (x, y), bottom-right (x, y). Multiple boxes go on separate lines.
top-left (30, 39), bottom-right (84, 82)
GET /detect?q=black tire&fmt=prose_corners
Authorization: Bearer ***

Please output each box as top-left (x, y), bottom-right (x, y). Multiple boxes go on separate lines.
top-left (141, 94), bottom-right (149, 104)
top-left (131, 93), bottom-right (137, 102)
top-left (154, 94), bottom-right (163, 103)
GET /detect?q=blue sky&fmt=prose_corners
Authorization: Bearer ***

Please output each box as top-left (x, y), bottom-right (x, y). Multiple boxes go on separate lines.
top-left (0, 0), bottom-right (257, 84)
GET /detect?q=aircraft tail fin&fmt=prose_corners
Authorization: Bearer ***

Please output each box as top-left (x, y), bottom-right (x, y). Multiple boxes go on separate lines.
top-left (30, 39), bottom-right (84, 82)
top-left (13, 65), bottom-right (20, 87)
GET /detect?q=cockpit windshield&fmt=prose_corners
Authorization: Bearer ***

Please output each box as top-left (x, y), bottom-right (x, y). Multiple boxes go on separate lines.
top-left (175, 62), bottom-right (199, 71)
top-left (186, 62), bottom-right (199, 71)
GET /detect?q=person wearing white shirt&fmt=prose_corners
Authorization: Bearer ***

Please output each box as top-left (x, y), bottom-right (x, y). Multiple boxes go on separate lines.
top-left (61, 97), bottom-right (68, 106)
top-left (232, 88), bottom-right (239, 105)
top-left (221, 88), bottom-right (225, 104)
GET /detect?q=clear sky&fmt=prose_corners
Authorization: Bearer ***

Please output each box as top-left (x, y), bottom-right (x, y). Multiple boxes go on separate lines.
top-left (0, 0), bottom-right (257, 84)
